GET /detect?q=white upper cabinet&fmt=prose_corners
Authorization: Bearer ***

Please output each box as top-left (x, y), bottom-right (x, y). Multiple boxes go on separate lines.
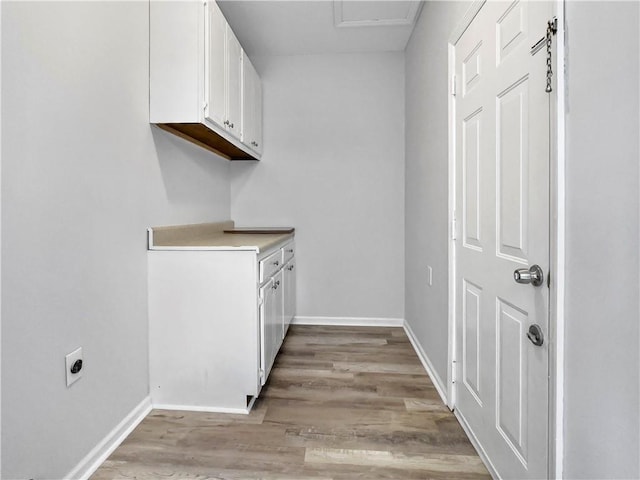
top-left (242, 53), bottom-right (263, 155)
top-left (150, 0), bottom-right (262, 160)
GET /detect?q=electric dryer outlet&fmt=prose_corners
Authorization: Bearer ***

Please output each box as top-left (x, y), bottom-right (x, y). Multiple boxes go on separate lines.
top-left (65, 347), bottom-right (84, 387)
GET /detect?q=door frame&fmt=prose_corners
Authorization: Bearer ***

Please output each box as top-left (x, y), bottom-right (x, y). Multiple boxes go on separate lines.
top-left (1, 0), bottom-right (4, 475)
top-left (446, 1), bottom-right (566, 478)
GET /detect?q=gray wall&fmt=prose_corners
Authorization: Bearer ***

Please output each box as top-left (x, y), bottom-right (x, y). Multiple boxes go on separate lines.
top-left (563, 2), bottom-right (640, 478)
top-left (1, 2), bottom-right (231, 478)
top-left (230, 53), bottom-right (405, 320)
top-left (404, 1), bottom-right (470, 386)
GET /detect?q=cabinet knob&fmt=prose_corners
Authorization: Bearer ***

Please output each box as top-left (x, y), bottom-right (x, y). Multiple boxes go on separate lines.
top-left (287, 265), bottom-right (294, 271)
top-left (223, 120), bottom-right (229, 126)
top-left (273, 260), bottom-right (279, 266)
top-left (229, 122), bottom-right (235, 129)
top-left (287, 249), bottom-right (294, 253)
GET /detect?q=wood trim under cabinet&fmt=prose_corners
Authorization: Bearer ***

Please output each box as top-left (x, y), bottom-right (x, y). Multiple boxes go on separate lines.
top-left (155, 123), bottom-right (258, 161)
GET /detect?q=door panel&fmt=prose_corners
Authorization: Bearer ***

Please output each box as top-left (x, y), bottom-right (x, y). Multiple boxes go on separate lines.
top-left (496, 298), bottom-right (528, 463)
top-left (463, 109), bottom-right (483, 251)
top-left (497, 77), bottom-right (529, 261)
top-left (462, 42), bottom-right (483, 97)
top-left (454, 2), bottom-right (552, 479)
top-left (497, 0), bottom-right (528, 63)
top-left (462, 279), bottom-right (482, 404)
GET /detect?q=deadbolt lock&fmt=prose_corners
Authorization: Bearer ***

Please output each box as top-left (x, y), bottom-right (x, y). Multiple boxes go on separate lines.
top-left (527, 324), bottom-right (544, 346)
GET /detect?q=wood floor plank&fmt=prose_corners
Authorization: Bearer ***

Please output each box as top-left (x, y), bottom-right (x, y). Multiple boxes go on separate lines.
top-left (305, 447), bottom-right (488, 474)
top-left (91, 326), bottom-right (489, 479)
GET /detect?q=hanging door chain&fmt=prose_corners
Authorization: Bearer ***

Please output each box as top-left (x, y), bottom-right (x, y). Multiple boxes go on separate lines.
top-left (545, 18), bottom-right (558, 93)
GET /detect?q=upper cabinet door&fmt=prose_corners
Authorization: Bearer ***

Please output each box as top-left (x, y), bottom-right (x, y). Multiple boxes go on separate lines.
top-left (253, 72), bottom-right (263, 155)
top-left (242, 53), bottom-right (256, 150)
top-left (225, 25), bottom-right (242, 140)
top-left (206, 1), bottom-right (226, 127)
top-left (241, 53), bottom-right (263, 154)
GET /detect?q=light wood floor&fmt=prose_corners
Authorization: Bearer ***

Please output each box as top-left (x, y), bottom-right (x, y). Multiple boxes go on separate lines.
top-left (91, 325), bottom-right (489, 479)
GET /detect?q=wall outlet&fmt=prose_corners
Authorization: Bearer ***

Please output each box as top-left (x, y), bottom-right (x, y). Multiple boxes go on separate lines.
top-left (65, 347), bottom-right (83, 387)
top-left (427, 266), bottom-right (433, 286)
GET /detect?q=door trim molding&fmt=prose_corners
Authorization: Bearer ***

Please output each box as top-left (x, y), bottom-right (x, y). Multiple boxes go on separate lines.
top-left (446, 1), bottom-right (565, 478)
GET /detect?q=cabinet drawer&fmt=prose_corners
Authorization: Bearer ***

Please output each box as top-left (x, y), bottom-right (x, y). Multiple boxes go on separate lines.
top-left (259, 249), bottom-right (283, 283)
top-left (283, 242), bottom-right (295, 264)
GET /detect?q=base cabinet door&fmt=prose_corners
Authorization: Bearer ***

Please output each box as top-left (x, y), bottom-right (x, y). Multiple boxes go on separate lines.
top-left (259, 279), bottom-right (276, 385)
top-left (283, 259), bottom-right (296, 335)
top-left (259, 268), bottom-right (285, 385)
top-left (274, 269), bottom-right (284, 343)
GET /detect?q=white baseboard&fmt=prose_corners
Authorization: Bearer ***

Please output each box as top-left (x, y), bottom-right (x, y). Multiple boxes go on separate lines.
top-left (403, 320), bottom-right (449, 406)
top-left (454, 409), bottom-right (500, 479)
top-left (65, 396), bottom-right (152, 480)
top-left (152, 403), bottom-right (249, 415)
top-left (292, 316), bottom-right (404, 327)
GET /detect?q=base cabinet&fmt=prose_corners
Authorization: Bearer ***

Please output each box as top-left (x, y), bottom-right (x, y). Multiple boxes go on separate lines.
top-left (148, 240), bottom-right (295, 412)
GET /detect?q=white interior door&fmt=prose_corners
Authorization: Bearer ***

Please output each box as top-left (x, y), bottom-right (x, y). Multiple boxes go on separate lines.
top-left (454, 2), bottom-right (553, 478)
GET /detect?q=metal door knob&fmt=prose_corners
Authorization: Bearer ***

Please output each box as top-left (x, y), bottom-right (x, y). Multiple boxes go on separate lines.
top-left (514, 265), bottom-right (544, 286)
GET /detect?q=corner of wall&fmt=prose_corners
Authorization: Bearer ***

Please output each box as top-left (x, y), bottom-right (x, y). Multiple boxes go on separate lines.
top-left (403, 321), bottom-right (448, 406)
top-left (65, 397), bottom-right (152, 480)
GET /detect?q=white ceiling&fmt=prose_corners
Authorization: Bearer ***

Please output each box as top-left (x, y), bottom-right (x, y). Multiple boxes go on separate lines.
top-left (217, 1), bottom-right (423, 57)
